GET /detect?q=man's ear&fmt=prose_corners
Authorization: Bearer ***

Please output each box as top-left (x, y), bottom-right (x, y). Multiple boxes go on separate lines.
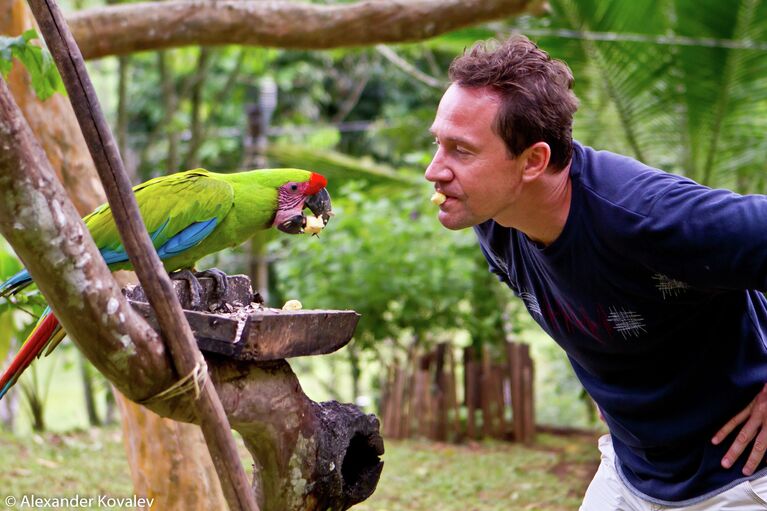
top-left (520, 142), bottom-right (551, 183)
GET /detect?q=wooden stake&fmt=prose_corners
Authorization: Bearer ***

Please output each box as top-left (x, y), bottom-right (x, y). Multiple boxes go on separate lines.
top-left (481, 344), bottom-right (493, 438)
top-left (446, 346), bottom-right (461, 441)
top-left (521, 344), bottom-right (536, 444)
top-left (25, 1), bottom-right (258, 508)
top-left (433, 343), bottom-right (448, 442)
top-left (507, 341), bottom-right (523, 443)
top-left (464, 347), bottom-right (477, 440)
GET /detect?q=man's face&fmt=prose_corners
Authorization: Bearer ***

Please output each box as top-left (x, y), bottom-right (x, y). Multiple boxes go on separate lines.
top-left (425, 84), bottom-right (521, 230)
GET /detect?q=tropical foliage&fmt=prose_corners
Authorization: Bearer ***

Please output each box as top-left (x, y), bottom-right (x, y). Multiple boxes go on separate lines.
top-left (3, 0), bottom-right (767, 432)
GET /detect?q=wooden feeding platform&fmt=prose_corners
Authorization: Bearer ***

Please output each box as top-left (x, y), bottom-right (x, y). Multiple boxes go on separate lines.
top-left (123, 274), bottom-right (360, 361)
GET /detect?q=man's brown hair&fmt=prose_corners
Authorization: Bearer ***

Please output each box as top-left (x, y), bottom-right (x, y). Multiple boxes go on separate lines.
top-left (449, 35), bottom-right (579, 170)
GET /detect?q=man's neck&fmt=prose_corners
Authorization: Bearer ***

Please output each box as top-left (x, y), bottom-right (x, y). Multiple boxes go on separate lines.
top-left (495, 162), bottom-right (573, 247)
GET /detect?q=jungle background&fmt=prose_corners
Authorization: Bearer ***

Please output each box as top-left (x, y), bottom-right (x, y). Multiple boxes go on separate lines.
top-left (2, 0), bottom-right (767, 509)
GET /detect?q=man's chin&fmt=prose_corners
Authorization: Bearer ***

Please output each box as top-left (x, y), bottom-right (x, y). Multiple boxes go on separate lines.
top-left (437, 211), bottom-right (473, 231)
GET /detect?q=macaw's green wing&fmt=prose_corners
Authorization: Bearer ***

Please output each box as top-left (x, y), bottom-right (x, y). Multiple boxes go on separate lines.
top-left (83, 169), bottom-right (234, 268)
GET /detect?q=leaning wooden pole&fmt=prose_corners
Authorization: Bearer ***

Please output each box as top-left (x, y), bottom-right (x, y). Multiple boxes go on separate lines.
top-left (24, 1), bottom-right (258, 509)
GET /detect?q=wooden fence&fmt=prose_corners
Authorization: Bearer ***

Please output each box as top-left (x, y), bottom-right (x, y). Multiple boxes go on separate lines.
top-left (380, 340), bottom-right (535, 444)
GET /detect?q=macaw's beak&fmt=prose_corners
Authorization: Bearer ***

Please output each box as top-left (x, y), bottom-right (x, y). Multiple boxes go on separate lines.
top-left (275, 188), bottom-right (333, 234)
top-left (305, 188), bottom-right (333, 226)
top-left (276, 214), bottom-right (305, 234)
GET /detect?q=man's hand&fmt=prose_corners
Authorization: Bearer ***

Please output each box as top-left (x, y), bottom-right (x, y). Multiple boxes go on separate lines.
top-left (712, 384), bottom-right (767, 475)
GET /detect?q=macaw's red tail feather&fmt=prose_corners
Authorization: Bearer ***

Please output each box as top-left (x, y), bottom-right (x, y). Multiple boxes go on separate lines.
top-left (0, 313), bottom-right (60, 400)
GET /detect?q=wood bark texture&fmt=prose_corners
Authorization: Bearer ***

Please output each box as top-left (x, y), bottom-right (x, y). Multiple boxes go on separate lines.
top-left (25, 0), bottom-right (260, 507)
top-left (0, 73), bottom-right (384, 509)
top-left (116, 394), bottom-right (227, 510)
top-left (68, 0), bottom-right (538, 59)
top-left (0, 3), bottom-right (229, 509)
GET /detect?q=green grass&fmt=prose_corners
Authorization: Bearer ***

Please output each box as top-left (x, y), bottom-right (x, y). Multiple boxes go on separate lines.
top-left (0, 343), bottom-right (600, 510)
top-left (357, 434), bottom-right (599, 511)
top-left (0, 426), bottom-right (599, 510)
top-left (0, 427), bottom-right (133, 502)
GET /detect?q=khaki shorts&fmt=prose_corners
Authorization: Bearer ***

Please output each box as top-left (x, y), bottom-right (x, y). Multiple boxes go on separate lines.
top-left (581, 434), bottom-right (767, 510)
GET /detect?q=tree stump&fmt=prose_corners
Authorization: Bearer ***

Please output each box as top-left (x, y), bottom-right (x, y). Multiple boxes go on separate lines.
top-left (124, 274), bottom-right (384, 511)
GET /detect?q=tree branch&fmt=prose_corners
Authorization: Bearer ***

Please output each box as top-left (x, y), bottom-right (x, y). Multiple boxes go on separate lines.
top-left (0, 75), bottom-right (177, 406)
top-left (26, 0), bottom-right (259, 507)
top-left (0, 70), bottom-right (384, 510)
top-left (68, 0), bottom-right (536, 60)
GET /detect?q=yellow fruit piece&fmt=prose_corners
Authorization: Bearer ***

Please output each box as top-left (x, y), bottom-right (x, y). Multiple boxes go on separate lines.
top-left (430, 191), bottom-right (446, 206)
top-left (282, 299), bottom-right (303, 310)
top-left (304, 215), bottom-right (325, 234)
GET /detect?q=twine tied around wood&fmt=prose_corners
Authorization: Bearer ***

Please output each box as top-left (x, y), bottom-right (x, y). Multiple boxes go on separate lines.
top-left (137, 360), bottom-right (208, 405)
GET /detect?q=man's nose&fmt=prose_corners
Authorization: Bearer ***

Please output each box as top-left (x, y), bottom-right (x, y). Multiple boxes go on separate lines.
top-left (425, 151), bottom-right (449, 183)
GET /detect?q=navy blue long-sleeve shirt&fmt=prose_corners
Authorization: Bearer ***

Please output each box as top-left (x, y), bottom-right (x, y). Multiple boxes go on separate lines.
top-left (474, 141), bottom-right (767, 504)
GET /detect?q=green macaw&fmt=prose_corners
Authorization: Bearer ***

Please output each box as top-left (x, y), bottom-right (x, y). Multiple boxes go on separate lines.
top-left (0, 167), bottom-right (332, 399)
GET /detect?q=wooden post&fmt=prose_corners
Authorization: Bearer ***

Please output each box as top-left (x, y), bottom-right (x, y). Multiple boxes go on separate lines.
top-left (507, 341), bottom-right (522, 443)
top-left (380, 365), bottom-right (393, 438)
top-left (420, 354), bottom-right (433, 439)
top-left (521, 344), bottom-right (536, 444)
top-left (25, 2), bottom-right (259, 508)
top-left (400, 345), bottom-right (417, 438)
top-left (390, 364), bottom-right (405, 439)
top-left (493, 365), bottom-right (506, 439)
top-left (433, 343), bottom-right (448, 441)
top-left (464, 347), bottom-right (477, 440)
top-left (447, 346), bottom-right (461, 442)
top-left (480, 344), bottom-right (493, 438)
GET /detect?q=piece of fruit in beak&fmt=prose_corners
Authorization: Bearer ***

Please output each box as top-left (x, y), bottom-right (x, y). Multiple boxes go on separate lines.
top-left (305, 188), bottom-right (333, 226)
top-left (304, 215), bottom-right (325, 235)
top-left (431, 191), bottom-right (446, 206)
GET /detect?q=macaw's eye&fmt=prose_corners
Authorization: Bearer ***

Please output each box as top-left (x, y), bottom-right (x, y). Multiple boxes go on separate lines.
top-left (291, 184), bottom-right (298, 191)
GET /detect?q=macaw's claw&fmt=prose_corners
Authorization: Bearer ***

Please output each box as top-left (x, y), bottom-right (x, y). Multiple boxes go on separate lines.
top-left (195, 268), bottom-right (229, 304)
top-left (170, 268), bottom-right (228, 310)
top-left (170, 269), bottom-right (205, 309)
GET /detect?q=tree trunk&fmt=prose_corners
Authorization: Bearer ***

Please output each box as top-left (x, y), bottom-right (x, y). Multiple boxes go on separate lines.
top-left (80, 352), bottom-right (101, 426)
top-left (0, 2), bottom-right (226, 508)
top-left (116, 393), bottom-right (228, 509)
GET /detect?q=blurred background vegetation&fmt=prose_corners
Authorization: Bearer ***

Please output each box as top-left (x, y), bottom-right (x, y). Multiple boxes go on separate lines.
top-left (2, 0), bottom-right (767, 506)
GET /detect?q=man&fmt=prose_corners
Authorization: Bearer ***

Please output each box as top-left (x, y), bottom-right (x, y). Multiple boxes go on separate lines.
top-left (425, 35), bottom-right (767, 509)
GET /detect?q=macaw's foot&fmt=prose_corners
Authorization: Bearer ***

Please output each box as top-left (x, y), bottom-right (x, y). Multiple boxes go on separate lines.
top-left (170, 269), bottom-right (205, 309)
top-left (170, 268), bottom-right (230, 310)
top-left (194, 268), bottom-right (229, 306)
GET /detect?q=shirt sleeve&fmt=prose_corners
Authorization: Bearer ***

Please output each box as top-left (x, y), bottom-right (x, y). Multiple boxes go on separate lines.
top-left (638, 179), bottom-right (767, 291)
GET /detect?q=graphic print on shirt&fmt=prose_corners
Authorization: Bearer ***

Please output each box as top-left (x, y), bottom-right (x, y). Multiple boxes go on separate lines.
top-left (607, 306), bottom-right (647, 339)
top-left (652, 273), bottom-right (690, 299)
top-left (519, 290), bottom-right (542, 317)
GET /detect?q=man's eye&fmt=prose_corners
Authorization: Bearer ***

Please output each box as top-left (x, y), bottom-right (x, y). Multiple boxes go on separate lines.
top-left (456, 146), bottom-right (470, 155)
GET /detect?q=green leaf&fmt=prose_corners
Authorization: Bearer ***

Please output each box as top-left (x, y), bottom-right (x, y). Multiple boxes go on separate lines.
top-left (0, 29), bottom-right (65, 101)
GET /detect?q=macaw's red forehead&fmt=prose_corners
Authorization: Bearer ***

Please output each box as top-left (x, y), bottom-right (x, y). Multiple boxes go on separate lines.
top-left (307, 172), bottom-right (327, 195)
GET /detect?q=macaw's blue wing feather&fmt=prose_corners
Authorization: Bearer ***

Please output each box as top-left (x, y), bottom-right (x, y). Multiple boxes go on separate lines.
top-left (156, 218), bottom-right (218, 259)
top-left (0, 269), bottom-right (33, 297)
top-left (98, 217), bottom-right (218, 266)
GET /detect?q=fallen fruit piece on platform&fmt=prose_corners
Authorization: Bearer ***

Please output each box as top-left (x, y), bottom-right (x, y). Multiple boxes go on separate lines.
top-left (282, 299), bottom-right (303, 310)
